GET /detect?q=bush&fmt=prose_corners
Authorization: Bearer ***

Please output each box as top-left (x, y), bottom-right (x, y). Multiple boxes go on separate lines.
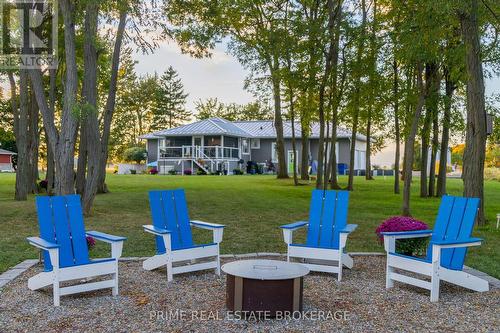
top-left (196, 169), bottom-right (207, 175)
top-left (183, 169), bottom-right (192, 175)
top-left (376, 216), bottom-right (429, 256)
top-left (130, 169), bottom-right (137, 174)
top-left (149, 168), bottom-right (158, 175)
top-left (233, 168), bottom-right (244, 175)
top-left (484, 167), bottom-right (500, 181)
top-left (168, 169), bottom-right (177, 175)
top-left (123, 146), bottom-right (147, 164)
top-left (86, 236), bottom-right (96, 250)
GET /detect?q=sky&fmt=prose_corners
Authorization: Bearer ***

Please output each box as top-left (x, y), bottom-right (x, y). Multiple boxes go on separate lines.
top-left (133, 40), bottom-right (499, 167)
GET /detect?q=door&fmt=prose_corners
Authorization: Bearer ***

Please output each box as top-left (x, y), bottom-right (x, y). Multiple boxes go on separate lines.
top-left (287, 150), bottom-right (298, 174)
top-left (193, 136), bottom-right (202, 158)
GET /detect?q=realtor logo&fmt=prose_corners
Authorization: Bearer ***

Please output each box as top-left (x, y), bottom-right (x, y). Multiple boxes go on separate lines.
top-left (0, 0), bottom-right (57, 69)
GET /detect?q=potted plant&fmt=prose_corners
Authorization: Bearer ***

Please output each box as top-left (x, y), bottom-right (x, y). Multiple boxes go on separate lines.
top-left (149, 167), bottom-right (158, 175)
top-left (183, 169), bottom-right (192, 175)
top-left (376, 216), bottom-right (429, 256)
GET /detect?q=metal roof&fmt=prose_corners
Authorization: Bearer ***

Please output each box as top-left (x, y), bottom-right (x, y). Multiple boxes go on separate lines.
top-left (144, 118), bottom-right (251, 138)
top-left (0, 148), bottom-right (16, 155)
top-left (140, 117), bottom-right (367, 141)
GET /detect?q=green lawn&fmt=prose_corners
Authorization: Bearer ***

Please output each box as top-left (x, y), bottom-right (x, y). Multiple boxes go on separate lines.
top-left (0, 173), bottom-right (498, 278)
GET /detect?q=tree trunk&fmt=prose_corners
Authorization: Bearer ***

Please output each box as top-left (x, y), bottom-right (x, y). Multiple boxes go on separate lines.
top-left (97, 10), bottom-right (128, 193)
top-left (289, 89), bottom-right (299, 186)
top-left (426, 63), bottom-right (440, 197)
top-left (76, 126), bottom-right (87, 195)
top-left (270, 57), bottom-right (288, 179)
top-left (460, 0), bottom-right (487, 225)
top-left (300, 122), bottom-right (310, 180)
top-left (402, 63), bottom-right (426, 216)
top-left (11, 71), bottom-right (29, 200)
top-left (420, 108), bottom-right (431, 197)
top-left (347, 0), bottom-right (367, 191)
top-left (80, 1), bottom-right (102, 215)
top-left (428, 108), bottom-right (439, 197)
top-left (393, 59), bottom-right (400, 194)
top-left (365, 0), bottom-right (377, 181)
top-left (437, 68), bottom-right (455, 197)
top-left (27, 86), bottom-right (40, 193)
top-left (30, 0), bottom-right (79, 196)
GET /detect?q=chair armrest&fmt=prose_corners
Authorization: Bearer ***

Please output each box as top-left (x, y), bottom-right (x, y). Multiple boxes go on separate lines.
top-left (86, 230), bottom-right (126, 243)
top-left (143, 225), bottom-right (171, 235)
top-left (280, 221), bottom-right (308, 230)
top-left (27, 237), bottom-right (59, 250)
top-left (339, 224), bottom-right (358, 234)
top-left (432, 237), bottom-right (483, 248)
top-left (190, 220), bottom-right (225, 230)
top-left (381, 230), bottom-right (433, 239)
top-left (190, 220), bottom-right (224, 243)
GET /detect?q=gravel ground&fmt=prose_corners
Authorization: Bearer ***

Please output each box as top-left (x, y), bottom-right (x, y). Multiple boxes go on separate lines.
top-left (0, 256), bottom-right (498, 333)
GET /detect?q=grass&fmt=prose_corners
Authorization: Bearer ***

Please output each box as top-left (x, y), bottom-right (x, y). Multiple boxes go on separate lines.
top-left (0, 173), bottom-right (498, 278)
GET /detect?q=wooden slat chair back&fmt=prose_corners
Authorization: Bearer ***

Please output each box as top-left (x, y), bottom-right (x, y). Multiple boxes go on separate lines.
top-left (36, 195), bottom-right (90, 271)
top-left (149, 189), bottom-right (194, 253)
top-left (426, 195), bottom-right (480, 271)
top-left (305, 190), bottom-right (350, 249)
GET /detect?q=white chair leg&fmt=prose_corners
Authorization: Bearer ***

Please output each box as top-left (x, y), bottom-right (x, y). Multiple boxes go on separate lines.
top-left (112, 262), bottom-right (119, 296)
top-left (386, 263), bottom-right (394, 289)
top-left (53, 274), bottom-right (60, 307)
top-left (430, 246), bottom-right (441, 302)
top-left (337, 257), bottom-right (343, 281)
top-left (215, 251), bottom-right (221, 276)
top-left (166, 257), bottom-right (173, 282)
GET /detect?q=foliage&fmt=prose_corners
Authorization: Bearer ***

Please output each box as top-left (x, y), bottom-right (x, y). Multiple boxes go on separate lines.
top-left (451, 144), bottom-right (465, 166)
top-left (168, 169), bottom-right (177, 175)
top-left (86, 236), bottom-right (96, 250)
top-left (196, 169), bottom-right (207, 175)
top-left (195, 98), bottom-right (272, 121)
top-left (233, 168), bottom-right (244, 175)
top-left (151, 66), bottom-right (191, 130)
top-left (183, 169), bottom-right (192, 175)
top-left (484, 167), bottom-right (500, 182)
top-left (149, 168), bottom-right (159, 175)
top-left (123, 146), bottom-right (147, 164)
top-left (376, 216), bottom-right (429, 256)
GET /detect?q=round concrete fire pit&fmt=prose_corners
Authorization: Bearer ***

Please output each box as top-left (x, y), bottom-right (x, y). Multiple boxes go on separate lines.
top-left (222, 259), bottom-right (309, 316)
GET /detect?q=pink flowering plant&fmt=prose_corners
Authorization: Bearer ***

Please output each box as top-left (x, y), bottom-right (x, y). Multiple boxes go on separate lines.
top-left (376, 216), bottom-right (429, 256)
top-left (86, 236), bottom-right (96, 250)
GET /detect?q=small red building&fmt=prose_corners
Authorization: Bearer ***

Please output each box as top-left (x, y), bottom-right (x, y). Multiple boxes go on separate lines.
top-left (0, 148), bottom-right (16, 172)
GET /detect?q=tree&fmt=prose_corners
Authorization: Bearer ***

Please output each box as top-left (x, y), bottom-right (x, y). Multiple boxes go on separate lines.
top-left (123, 146), bottom-right (147, 164)
top-left (459, 0), bottom-right (488, 224)
top-left (165, 0), bottom-right (290, 178)
top-left (151, 66), bottom-right (190, 130)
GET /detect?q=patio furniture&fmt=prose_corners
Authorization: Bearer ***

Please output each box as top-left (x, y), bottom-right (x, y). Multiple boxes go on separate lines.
top-left (27, 195), bottom-right (126, 306)
top-left (382, 195), bottom-right (489, 302)
top-left (222, 259), bottom-right (309, 316)
top-left (280, 190), bottom-right (357, 281)
top-left (142, 189), bottom-right (225, 281)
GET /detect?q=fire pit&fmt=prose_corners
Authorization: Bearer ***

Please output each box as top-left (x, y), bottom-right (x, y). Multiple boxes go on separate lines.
top-left (222, 259), bottom-right (309, 316)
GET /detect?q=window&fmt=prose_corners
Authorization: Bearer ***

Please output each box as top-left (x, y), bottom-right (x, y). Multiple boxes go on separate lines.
top-left (242, 138), bottom-right (250, 155)
top-left (204, 136), bottom-right (221, 146)
top-left (224, 136), bottom-right (238, 148)
top-left (164, 136), bottom-right (191, 147)
top-left (158, 139), bottom-right (166, 148)
top-left (271, 142), bottom-right (278, 163)
top-left (251, 138), bottom-right (260, 149)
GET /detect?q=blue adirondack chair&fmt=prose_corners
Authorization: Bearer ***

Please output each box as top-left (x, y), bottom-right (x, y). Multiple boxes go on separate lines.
top-left (27, 195), bottom-right (126, 306)
top-left (382, 195), bottom-right (489, 301)
top-left (142, 189), bottom-right (225, 281)
top-left (280, 190), bottom-right (357, 281)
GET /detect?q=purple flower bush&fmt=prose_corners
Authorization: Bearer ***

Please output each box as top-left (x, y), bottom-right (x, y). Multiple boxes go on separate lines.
top-left (86, 236), bottom-right (96, 250)
top-left (376, 216), bottom-right (429, 256)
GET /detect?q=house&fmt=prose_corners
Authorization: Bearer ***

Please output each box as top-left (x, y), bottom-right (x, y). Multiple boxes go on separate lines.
top-left (0, 148), bottom-right (16, 172)
top-left (140, 117), bottom-right (368, 175)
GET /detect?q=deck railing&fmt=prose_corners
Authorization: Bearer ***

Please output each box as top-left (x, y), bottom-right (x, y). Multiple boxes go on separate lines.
top-left (159, 146), bottom-right (240, 159)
